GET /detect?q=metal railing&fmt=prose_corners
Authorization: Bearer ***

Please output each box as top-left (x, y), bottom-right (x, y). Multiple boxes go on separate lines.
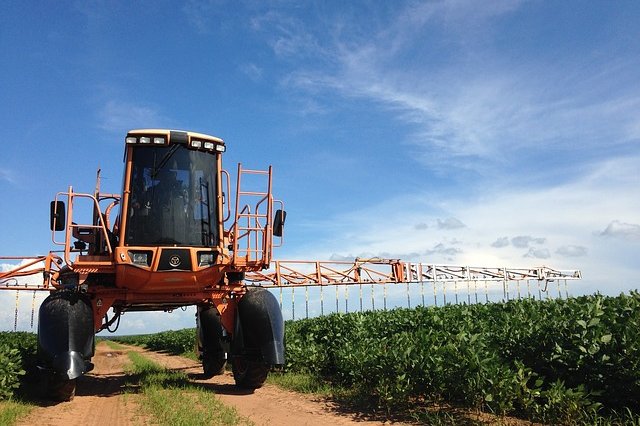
top-left (229, 164), bottom-right (274, 269)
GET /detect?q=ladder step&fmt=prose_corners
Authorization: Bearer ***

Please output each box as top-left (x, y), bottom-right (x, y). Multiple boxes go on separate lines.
top-left (238, 191), bottom-right (269, 197)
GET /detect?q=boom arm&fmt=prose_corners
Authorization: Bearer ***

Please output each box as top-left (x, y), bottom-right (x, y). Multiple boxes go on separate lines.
top-left (0, 254), bottom-right (63, 291)
top-left (246, 258), bottom-right (582, 287)
top-left (1, 256), bottom-right (581, 291)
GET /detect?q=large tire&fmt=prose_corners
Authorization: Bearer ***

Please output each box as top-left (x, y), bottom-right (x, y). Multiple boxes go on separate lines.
top-left (231, 356), bottom-right (269, 389)
top-left (202, 355), bottom-right (226, 378)
top-left (44, 376), bottom-right (77, 402)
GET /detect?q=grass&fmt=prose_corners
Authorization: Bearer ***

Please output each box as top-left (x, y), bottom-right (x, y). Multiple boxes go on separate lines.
top-left (125, 351), bottom-right (252, 426)
top-left (266, 371), bottom-right (332, 395)
top-left (181, 350), bottom-right (200, 362)
top-left (0, 400), bottom-right (32, 426)
top-left (102, 340), bottom-right (127, 350)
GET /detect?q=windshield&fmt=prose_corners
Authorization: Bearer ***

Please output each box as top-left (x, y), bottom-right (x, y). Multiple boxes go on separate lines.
top-left (125, 145), bottom-right (218, 246)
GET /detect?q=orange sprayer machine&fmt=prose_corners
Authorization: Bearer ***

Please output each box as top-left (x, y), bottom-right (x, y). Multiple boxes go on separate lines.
top-left (2, 129), bottom-right (286, 399)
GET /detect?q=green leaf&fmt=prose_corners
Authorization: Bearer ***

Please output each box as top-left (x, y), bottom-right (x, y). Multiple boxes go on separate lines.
top-left (600, 334), bottom-right (612, 344)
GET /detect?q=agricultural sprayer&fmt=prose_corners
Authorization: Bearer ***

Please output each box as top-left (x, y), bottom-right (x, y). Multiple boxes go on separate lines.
top-left (0, 129), bottom-right (581, 401)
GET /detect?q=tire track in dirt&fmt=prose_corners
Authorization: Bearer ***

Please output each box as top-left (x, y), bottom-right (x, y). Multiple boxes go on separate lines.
top-left (17, 342), bottom-right (403, 426)
top-left (138, 347), bottom-right (405, 426)
top-left (18, 343), bottom-right (148, 426)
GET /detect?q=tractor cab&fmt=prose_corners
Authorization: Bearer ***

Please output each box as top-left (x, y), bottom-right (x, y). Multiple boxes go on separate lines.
top-left (49, 129), bottom-right (284, 288)
top-left (123, 131), bottom-right (223, 248)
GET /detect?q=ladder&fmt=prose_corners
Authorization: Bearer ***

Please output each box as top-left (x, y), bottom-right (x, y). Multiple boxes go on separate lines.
top-left (230, 164), bottom-right (274, 269)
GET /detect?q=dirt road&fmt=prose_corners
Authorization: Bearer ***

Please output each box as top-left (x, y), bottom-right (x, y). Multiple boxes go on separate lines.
top-left (19, 342), bottom-right (402, 426)
top-left (18, 345), bottom-right (145, 426)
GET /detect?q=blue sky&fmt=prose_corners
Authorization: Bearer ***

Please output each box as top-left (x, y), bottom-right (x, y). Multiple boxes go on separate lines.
top-left (1, 1), bottom-right (639, 334)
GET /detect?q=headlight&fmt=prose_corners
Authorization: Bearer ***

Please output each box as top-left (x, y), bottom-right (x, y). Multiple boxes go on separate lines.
top-left (198, 252), bottom-right (217, 267)
top-left (139, 137), bottom-right (151, 144)
top-left (128, 251), bottom-right (152, 266)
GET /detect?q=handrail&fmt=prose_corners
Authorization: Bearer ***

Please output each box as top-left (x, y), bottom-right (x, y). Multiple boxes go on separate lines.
top-left (221, 169), bottom-right (232, 222)
top-left (51, 187), bottom-right (116, 269)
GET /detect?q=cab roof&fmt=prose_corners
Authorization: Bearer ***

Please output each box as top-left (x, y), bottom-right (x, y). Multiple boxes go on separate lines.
top-left (127, 129), bottom-right (225, 145)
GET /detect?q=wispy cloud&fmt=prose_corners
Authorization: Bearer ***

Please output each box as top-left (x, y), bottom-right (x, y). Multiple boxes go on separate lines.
top-left (99, 100), bottom-right (169, 134)
top-left (182, 0), bottom-right (227, 35)
top-left (250, 11), bottom-right (330, 60)
top-left (239, 62), bottom-right (263, 82)
top-left (0, 168), bottom-right (15, 184)
top-left (256, 1), bottom-right (640, 176)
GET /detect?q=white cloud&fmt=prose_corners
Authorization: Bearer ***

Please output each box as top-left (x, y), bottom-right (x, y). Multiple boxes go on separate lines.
top-left (293, 155), bottom-right (640, 295)
top-left (524, 247), bottom-right (550, 259)
top-left (556, 245), bottom-right (588, 257)
top-left (599, 220), bottom-right (640, 242)
top-left (424, 243), bottom-right (461, 261)
top-left (511, 236), bottom-right (546, 249)
top-left (99, 100), bottom-right (169, 134)
top-left (1, 260), bottom-right (45, 275)
top-left (437, 217), bottom-right (466, 230)
top-left (491, 237), bottom-right (509, 248)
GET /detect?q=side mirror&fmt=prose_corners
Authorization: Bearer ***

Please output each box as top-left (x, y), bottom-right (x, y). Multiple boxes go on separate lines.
top-left (273, 209), bottom-right (286, 237)
top-left (50, 201), bottom-right (66, 231)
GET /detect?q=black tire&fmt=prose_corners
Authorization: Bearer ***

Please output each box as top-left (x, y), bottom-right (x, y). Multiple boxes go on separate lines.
top-left (46, 376), bottom-right (77, 402)
top-left (231, 356), bottom-right (269, 389)
top-left (202, 355), bottom-right (226, 378)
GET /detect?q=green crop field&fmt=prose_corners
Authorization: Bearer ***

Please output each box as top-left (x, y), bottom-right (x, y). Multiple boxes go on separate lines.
top-left (283, 292), bottom-right (640, 424)
top-left (0, 332), bottom-right (37, 401)
top-left (4, 292), bottom-right (640, 425)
